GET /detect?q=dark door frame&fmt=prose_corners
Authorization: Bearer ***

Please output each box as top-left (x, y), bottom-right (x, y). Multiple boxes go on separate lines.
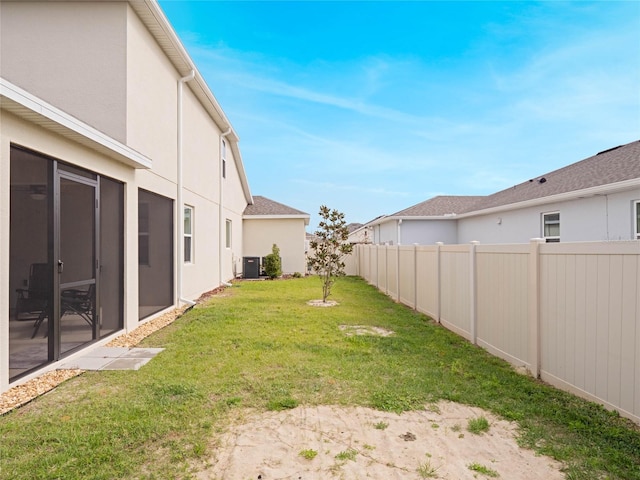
top-left (52, 165), bottom-right (100, 359)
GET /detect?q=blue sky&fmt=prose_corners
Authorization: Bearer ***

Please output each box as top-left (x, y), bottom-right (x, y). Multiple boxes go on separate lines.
top-left (158, 0), bottom-right (640, 231)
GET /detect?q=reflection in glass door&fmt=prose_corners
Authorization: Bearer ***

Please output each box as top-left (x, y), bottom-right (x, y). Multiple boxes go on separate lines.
top-left (57, 173), bottom-right (97, 355)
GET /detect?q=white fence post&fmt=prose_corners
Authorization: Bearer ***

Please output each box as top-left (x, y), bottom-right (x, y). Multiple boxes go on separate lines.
top-left (470, 241), bottom-right (479, 345)
top-left (528, 238), bottom-right (544, 378)
top-left (384, 245), bottom-right (389, 295)
top-left (436, 242), bottom-right (443, 323)
top-left (396, 245), bottom-right (401, 302)
top-left (374, 245), bottom-right (379, 288)
top-left (413, 244), bottom-right (418, 310)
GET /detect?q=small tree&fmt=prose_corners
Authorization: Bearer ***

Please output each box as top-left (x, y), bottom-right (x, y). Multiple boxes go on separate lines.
top-left (263, 243), bottom-right (282, 279)
top-left (308, 205), bottom-right (353, 302)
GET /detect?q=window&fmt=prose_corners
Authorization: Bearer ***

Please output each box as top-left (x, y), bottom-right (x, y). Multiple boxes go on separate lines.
top-left (635, 201), bottom-right (640, 239)
top-left (226, 219), bottom-right (232, 248)
top-left (542, 212), bottom-right (560, 242)
top-left (222, 139), bottom-right (227, 179)
top-left (184, 205), bottom-right (193, 263)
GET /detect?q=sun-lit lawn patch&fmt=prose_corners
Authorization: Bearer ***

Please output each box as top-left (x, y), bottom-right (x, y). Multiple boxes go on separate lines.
top-left (1, 276), bottom-right (639, 479)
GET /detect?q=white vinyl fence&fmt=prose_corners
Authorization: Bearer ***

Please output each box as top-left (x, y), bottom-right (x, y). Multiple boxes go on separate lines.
top-left (348, 240), bottom-right (640, 424)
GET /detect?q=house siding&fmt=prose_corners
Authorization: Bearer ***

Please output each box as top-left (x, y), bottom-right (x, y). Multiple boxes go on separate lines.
top-left (126, 5), bottom-right (178, 181)
top-left (457, 189), bottom-right (640, 244)
top-left (400, 219), bottom-right (458, 245)
top-left (243, 218), bottom-right (307, 274)
top-left (222, 146), bottom-right (250, 282)
top-left (375, 221), bottom-right (398, 245)
top-left (0, 1), bottom-right (251, 393)
top-left (0, 1), bottom-right (128, 142)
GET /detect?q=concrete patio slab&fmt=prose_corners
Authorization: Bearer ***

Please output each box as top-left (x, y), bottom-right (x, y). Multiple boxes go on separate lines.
top-left (101, 357), bottom-right (154, 371)
top-left (120, 347), bottom-right (164, 359)
top-left (58, 347), bottom-right (164, 371)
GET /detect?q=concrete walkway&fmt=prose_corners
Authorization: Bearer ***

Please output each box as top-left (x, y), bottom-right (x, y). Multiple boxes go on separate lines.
top-left (58, 347), bottom-right (164, 371)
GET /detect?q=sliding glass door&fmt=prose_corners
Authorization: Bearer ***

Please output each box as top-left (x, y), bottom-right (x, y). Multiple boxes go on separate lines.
top-left (9, 146), bottom-right (123, 380)
top-left (57, 170), bottom-right (97, 356)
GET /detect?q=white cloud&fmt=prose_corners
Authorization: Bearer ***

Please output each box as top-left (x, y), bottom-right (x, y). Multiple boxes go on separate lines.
top-left (178, 8), bottom-right (640, 228)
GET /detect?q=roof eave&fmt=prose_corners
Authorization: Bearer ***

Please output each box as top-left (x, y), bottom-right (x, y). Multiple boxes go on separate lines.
top-left (458, 178), bottom-right (640, 219)
top-left (1, 78), bottom-right (152, 169)
top-left (244, 214), bottom-right (310, 226)
top-left (370, 214), bottom-right (458, 226)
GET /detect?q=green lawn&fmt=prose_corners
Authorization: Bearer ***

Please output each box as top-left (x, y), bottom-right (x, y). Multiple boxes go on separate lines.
top-left (1, 276), bottom-right (639, 479)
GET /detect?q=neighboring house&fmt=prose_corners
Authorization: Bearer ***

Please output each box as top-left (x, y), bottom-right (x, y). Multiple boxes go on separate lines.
top-left (345, 222), bottom-right (371, 244)
top-left (347, 216), bottom-right (385, 245)
top-left (372, 140), bottom-right (640, 245)
top-left (0, 0), bottom-right (253, 392)
top-left (243, 196), bottom-right (310, 275)
top-left (370, 197), bottom-right (482, 245)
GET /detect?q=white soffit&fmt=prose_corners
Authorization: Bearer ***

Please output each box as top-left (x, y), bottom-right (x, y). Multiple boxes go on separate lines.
top-left (1, 78), bottom-right (152, 169)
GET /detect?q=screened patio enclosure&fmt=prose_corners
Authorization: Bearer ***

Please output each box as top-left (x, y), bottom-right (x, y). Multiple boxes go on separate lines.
top-left (138, 189), bottom-right (174, 320)
top-left (9, 146), bottom-right (124, 380)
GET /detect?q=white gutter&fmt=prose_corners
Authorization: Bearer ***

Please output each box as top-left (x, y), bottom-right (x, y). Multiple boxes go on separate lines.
top-left (243, 214), bottom-right (310, 223)
top-left (177, 70), bottom-right (196, 306)
top-left (220, 128), bottom-right (233, 287)
top-left (366, 178), bottom-right (640, 226)
top-left (455, 178), bottom-right (640, 219)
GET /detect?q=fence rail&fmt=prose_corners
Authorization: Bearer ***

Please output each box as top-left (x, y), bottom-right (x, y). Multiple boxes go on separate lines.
top-left (347, 240), bottom-right (640, 424)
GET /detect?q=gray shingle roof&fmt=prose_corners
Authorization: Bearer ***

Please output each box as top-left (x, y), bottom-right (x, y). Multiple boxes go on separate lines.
top-left (391, 196), bottom-right (485, 217)
top-left (346, 222), bottom-right (364, 233)
top-left (243, 196), bottom-right (309, 216)
top-left (462, 140), bottom-right (640, 213)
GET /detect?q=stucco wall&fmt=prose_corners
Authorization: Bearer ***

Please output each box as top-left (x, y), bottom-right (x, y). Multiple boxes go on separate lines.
top-left (127, 5), bottom-right (250, 294)
top-left (0, 1), bottom-right (128, 142)
top-left (0, 1), bottom-right (253, 393)
top-left (243, 219), bottom-right (307, 274)
top-left (400, 219), bottom-right (458, 245)
top-left (126, 5), bottom-right (178, 181)
top-left (457, 190), bottom-right (640, 244)
top-left (374, 221), bottom-right (399, 245)
top-left (222, 144), bottom-right (250, 282)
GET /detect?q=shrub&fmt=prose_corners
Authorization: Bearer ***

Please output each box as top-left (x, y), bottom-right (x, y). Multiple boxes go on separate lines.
top-left (263, 244), bottom-right (282, 279)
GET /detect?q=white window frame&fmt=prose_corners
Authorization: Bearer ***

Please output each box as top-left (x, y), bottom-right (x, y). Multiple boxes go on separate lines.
top-left (542, 211), bottom-right (560, 243)
top-left (184, 205), bottom-right (194, 263)
top-left (225, 219), bottom-right (232, 249)
top-left (634, 200), bottom-right (640, 240)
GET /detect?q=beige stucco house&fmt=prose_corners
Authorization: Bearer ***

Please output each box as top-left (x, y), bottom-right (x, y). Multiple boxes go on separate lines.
top-left (0, 0), bottom-right (256, 393)
top-left (243, 196), bottom-right (310, 275)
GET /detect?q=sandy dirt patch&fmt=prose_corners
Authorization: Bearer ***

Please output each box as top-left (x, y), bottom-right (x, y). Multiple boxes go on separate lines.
top-left (339, 325), bottom-right (395, 337)
top-left (307, 300), bottom-right (339, 307)
top-left (195, 401), bottom-right (564, 479)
